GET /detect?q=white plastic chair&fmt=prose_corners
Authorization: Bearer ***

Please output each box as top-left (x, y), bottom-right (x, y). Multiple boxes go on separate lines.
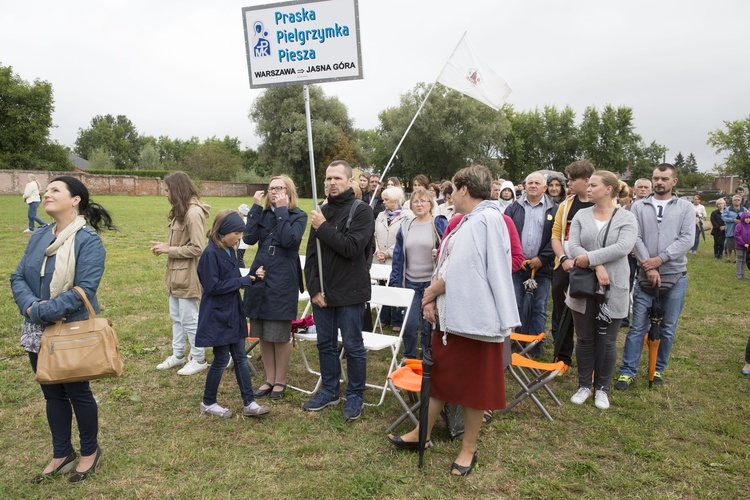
top-left (339, 284), bottom-right (414, 406)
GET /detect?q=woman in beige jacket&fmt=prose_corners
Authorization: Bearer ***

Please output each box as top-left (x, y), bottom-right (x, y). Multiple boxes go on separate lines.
top-left (150, 172), bottom-right (211, 376)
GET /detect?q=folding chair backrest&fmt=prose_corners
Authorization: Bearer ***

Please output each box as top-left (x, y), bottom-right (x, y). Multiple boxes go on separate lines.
top-left (369, 284), bottom-right (413, 310)
top-left (369, 264), bottom-right (392, 284)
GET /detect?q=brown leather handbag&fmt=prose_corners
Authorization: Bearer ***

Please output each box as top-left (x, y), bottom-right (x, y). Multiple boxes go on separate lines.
top-left (35, 286), bottom-right (123, 385)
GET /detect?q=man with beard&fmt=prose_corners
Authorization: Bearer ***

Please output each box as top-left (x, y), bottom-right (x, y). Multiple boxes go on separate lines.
top-left (615, 163), bottom-right (694, 390)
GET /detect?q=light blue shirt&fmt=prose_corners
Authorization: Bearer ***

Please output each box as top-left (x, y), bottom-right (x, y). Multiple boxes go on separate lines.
top-left (521, 195), bottom-right (548, 258)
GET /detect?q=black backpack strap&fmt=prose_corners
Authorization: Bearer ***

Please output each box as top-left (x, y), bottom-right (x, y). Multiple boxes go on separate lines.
top-left (346, 199), bottom-right (365, 231)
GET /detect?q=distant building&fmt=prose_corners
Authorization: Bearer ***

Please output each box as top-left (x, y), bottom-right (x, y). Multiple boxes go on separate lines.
top-left (68, 153), bottom-right (90, 171)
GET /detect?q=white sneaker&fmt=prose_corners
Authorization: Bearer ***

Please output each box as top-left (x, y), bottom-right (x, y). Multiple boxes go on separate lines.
top-left (570, 387), bottom-right (592, 405)
top-left (177, 358), bottom-right (208, 376)
top-left (23, 228), bottom-right (32, 233)
top-left (200, 402), bottom-right (232, 418)
top-left (156, 355), bottom-right (186, 370)
top-left (595, 390), bottom-right (610, 409)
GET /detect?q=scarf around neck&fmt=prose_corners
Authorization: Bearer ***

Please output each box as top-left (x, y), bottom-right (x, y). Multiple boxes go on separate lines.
top-left (42, 215), bottom-right (87, 298)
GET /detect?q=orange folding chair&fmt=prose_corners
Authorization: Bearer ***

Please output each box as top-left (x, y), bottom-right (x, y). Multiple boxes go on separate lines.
top-left (501, 353), bottom-right (564, 422)
top-left (385, 359), bottom-right (423, 434)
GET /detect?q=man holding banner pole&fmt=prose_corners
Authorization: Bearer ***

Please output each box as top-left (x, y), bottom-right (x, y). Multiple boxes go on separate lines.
top-left (303, 160), bottom-right (375, 420)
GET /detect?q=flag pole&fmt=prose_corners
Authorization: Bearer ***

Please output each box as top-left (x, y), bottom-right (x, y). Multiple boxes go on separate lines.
top-left (304, 84), bottom-right (325, 299)
top-left (370, 32), bottom-right (468, 206)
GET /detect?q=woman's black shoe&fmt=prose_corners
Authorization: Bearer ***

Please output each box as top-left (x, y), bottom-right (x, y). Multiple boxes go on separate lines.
top-left (450, 451), bottom-right (477, 477)
top-left (386, 434), bottom-right (432, 452)
top-left (254, 382), bottom-right (273, 398)
top-left (270, 384), bottom-right (286, 400)
top-left (69, 447), bottom-right (101, 483)
top-left (31, 451), bottom-right (77, 484)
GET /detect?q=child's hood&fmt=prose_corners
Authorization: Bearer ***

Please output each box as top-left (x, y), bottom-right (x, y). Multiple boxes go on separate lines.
top-left (742, 211), bottom-right (750, 223)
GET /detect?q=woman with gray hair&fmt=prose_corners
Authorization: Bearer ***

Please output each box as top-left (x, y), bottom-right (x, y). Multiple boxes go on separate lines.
top-left (374, 186), bottom-right (410, 331)
top-left (388, 165), bottom-right (518, 477)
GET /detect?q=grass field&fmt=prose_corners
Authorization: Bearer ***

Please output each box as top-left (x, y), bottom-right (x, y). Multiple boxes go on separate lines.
top-left (1, 195), bottom-right (748, 498)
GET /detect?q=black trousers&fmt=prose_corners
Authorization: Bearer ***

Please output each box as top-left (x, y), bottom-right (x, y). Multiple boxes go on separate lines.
top-left (551, 266), bottom-right (574, 365)
top-left (29, 352), bottom-right (99, 458)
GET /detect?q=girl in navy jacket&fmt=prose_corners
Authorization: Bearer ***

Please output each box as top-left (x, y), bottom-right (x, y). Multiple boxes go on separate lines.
top-left (196, 209), bottom-right (270, 418)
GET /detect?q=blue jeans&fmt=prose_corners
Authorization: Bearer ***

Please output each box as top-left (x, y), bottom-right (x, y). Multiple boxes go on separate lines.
top-left (401, 280), bottom-right (432, 359)
top-left (29, 352), bottom-right (99, 458)
top-left (512, 270), bottom-right (552, 336)
top-left (313, 303), bottom-right (366, 399)
top-left (379, 305), bottom-right (403, 329)
top-left (619, 276), bottom-right (688, 377)
top-left (27, 201), bottom-right (47, 230)
top-left (691, 227), bottom-right (701, 252)
top-left (203, 340), bottom-right (255, 407)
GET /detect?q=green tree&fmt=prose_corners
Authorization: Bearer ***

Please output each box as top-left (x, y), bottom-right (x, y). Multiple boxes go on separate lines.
top-left (673, 152), bottom-right (685, 170)
top-left (88, 147), bottom-right (114, 169)
top-left (250, 85), bottom-right (353, 196)
top-left (75, 114), bottom-right (142, 169)
top-left (376, 83), bottom-right (510, 184)
top-left (579, 105), bottom-right (642, 173)
top-left (629, 141), bottom-right (668, 182)
top-left (137, 143), bottom-right (161, 170)
top-left (685, 153), bottom-right (698, 173)
top-left (181, 142), bottom-right (242, 181)
top-left (708, 117), bottom-right (750, 182)
top-left (0, 64), bottom-right (71, 170)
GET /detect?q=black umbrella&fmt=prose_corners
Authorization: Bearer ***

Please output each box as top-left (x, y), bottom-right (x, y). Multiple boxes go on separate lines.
top-left (553, 304), bottom-right (573, 361)
top-left (517, 267), bottom-right (538, 335)
top-left (593, 285), bottom-right (611, 384)
top-left (417, 338), bottom-right (433, 469)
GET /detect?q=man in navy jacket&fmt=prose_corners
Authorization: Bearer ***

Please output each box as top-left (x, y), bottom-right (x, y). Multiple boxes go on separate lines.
top-left (504, 171), bottom-right (559, 357)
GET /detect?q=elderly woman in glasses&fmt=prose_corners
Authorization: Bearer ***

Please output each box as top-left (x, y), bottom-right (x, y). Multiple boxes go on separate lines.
top-left (243, 175), bottom-right (308, 400)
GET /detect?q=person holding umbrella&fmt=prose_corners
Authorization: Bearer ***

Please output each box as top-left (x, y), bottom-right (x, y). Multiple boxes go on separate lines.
top-left (386, 165), bottom-right (519, 477)
top-left (566, 171), bottom-right (637, 409)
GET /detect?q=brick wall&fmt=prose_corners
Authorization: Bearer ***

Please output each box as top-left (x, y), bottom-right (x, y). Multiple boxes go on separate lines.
top-left (0, 170), bottom-right (264, 197)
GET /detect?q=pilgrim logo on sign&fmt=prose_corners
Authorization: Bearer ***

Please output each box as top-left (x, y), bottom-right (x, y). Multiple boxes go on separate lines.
top-left (253, 21), bottom-right (272, 57)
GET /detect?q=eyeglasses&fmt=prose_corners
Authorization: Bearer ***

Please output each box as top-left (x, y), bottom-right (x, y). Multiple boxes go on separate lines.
top-left (268, 186), bottom-right (286, 192)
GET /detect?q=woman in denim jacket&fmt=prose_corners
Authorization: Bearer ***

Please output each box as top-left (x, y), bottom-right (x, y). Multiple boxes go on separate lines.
top-left (11, 176), bottom-right (115, 484)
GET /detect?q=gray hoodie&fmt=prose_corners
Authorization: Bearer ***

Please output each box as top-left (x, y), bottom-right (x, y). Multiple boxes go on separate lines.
top-left (497, 180), bottom-right (516, 213)
top-left (630, 195), bottom-right (694, 275)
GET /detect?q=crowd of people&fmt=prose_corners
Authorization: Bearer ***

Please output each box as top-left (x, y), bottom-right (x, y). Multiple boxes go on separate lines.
top-left (12, 160), bottom-right (750, 483)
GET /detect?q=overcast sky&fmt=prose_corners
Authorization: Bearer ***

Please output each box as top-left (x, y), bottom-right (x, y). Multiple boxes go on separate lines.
top-left (3, 0), bottom-right (748, 174)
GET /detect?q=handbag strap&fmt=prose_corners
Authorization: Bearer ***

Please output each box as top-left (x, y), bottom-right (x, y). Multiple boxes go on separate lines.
top-left (71, 286), bottom-right (98, 320)
top-left (602, 208), bottom-right (618, 247)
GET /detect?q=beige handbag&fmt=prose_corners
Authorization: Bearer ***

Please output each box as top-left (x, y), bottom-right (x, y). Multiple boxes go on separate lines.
top-left (35, 286), bottom-right (123, 385)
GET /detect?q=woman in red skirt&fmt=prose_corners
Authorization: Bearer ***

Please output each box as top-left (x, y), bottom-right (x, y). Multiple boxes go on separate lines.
top-left (387, 165), bottom-right (520, 476)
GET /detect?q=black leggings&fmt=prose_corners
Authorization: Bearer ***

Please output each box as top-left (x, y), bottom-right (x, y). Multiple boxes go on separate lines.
top-left (29, 352), bottom-right (99, 458)
top-left (571, 301), bottom-right (621, 393)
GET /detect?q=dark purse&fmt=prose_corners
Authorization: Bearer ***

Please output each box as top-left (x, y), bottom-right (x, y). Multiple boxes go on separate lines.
top-left (567, 209), bottom-right (618, 299)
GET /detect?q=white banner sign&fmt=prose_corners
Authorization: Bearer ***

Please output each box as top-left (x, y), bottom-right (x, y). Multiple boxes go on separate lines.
top-left (242, 0), bottom-right (363, 88)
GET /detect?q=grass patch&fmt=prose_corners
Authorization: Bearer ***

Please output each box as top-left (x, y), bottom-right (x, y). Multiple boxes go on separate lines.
top-left (1, 196), bottom-right (749, 497)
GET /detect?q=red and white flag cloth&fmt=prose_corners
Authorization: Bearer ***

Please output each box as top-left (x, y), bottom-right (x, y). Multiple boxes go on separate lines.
top-left (437, 33), bottom-right (512, 110)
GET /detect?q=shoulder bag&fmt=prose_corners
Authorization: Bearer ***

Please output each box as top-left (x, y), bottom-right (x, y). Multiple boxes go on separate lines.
top-left (35, 286), bottom-right (123, 385)
top-left (568, 209), bottom-right (618, 299)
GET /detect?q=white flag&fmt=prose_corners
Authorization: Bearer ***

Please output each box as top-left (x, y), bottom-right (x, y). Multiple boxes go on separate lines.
top-left (437, 34), bottom-right (512, 110)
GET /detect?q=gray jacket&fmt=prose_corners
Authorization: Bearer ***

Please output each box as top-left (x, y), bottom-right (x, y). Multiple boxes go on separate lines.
top-left (565, 207), bottom-right (638, 318)
top-left (443, 201), bottom-right (520, 340)
top-left (630, 195), bottom-right (694, 275)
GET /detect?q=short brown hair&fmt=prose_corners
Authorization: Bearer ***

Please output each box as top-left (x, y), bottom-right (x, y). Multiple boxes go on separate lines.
top-left (565, 160), bottom-right (595, 180)
top-left (453, 164), bottom-right (492, 200)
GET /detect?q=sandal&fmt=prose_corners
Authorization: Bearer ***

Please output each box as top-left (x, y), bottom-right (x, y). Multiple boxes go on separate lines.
top-left (270, 384), bottom-right (286, 400)
top-left (254, 382), bottom-right (273, 398)
top-left (450, 452), bottom-right (478, 477)
top-left (482, 410), bottom-right (494, 425)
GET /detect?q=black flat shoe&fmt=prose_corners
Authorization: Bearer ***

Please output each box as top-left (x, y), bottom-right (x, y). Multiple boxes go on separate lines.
top-left (270, 384), bottom-right (286, 400)
top-left (69, 447), bottom-right (101, 483)
top-left (31, 451), bottom-right (77, 484)
top-left (450, 451), bottom-right (477, 477)
top-left (254, 382), bottom-right (273, 398)
top-left (386, 434), bottom-right (432, 452)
